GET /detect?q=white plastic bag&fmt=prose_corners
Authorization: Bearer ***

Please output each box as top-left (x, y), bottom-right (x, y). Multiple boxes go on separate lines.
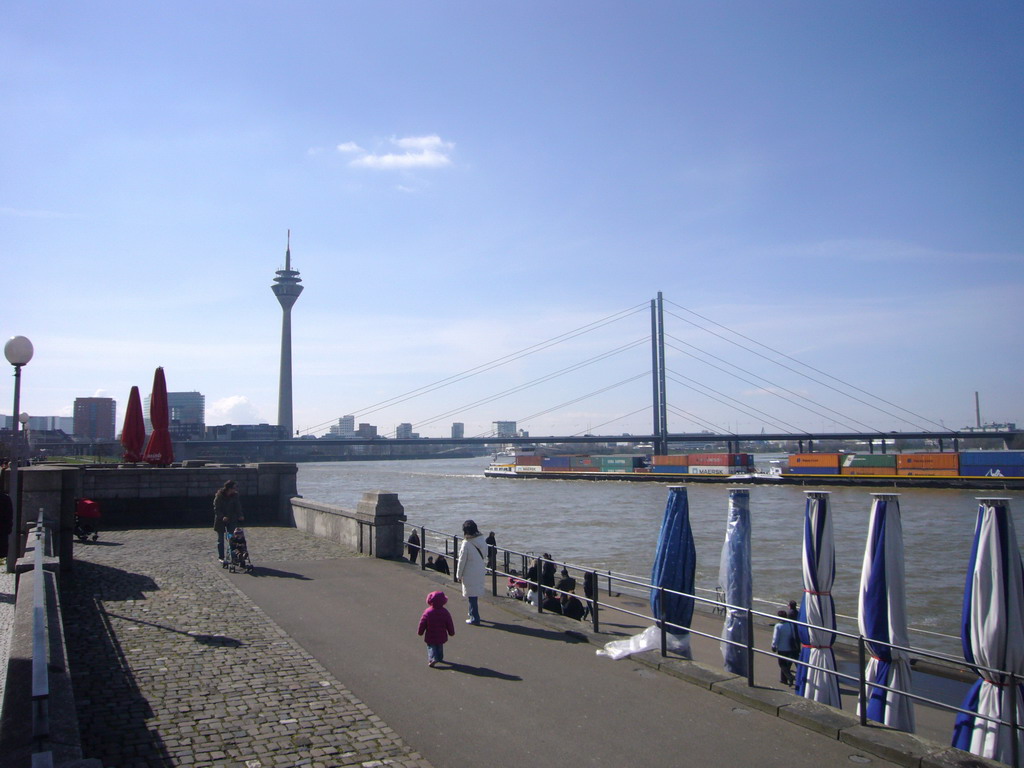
top-left (596, 625), bottom-right (691, 660)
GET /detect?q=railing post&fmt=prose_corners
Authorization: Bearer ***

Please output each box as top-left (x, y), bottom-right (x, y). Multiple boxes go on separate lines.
top-left (536, 556), bottom-right (544, 614)
top-left (491, 552), bottom-right (498, 596)
top-left (659, 587), bottom-right (667, 657)
top-left (590, 569), bottom-right (600, 633)
top-left (858, 635), bottom-right (868, 727)
top-left (453, 535), bottom-right (459, 582)
top-left (1010, 670), bottom-right (1020, 768)
top-left (745, 606), bottom-right (755, 687)
top-left (419, 526), bottom-right (426, 571)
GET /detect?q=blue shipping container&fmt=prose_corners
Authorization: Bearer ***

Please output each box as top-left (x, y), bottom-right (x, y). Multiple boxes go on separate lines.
top-left (650, 466), bottom-right (689, 474)
top-left (785, 467), bottom-right (840, 475)
top-left (959, 451), bottom-right (1024, 467)
top-left (959, 465), bottom-right (1024, 478)
top-left (541, 457), bottom-right (571, 469)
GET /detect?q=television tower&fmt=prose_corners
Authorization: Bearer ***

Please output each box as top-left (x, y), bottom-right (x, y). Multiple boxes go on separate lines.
top-left (272, 230), bottom-right (303, 438)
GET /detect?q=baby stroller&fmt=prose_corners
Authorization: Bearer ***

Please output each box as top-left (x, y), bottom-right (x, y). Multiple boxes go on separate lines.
top-left (74, 499), bottom-right (101, 543)
top-left (224, 527), bottom-right (253, 573)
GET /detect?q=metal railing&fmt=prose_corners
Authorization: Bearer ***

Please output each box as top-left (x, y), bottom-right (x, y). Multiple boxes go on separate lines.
top-left (26, 509), bottom-right (54, 766)
top-left (403, 521), bottom-right (1022, 767)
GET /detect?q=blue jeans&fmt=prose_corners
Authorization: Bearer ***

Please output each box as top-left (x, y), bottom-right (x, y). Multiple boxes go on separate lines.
top-left (467, 596), bottom-right (481, 624)
top-left (427, 643), bottom-right (445, 664)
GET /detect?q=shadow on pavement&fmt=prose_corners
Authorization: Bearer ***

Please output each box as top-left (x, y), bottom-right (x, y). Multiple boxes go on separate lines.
top-left (247, 566), bottom-right (313, 580)
top-left (441, 662), bottom-right (522, 681)
top-left (62, 560), bottom-right (173, 766)
top-left (485, 620), bottom-right (590, 643)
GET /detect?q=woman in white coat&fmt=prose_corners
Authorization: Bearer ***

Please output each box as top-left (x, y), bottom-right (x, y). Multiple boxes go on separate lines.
top-left (456, 519), bottom-right (488, 625)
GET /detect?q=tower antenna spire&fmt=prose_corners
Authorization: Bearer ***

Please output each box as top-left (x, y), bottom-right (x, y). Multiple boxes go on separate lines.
top-left (286, 229), bottom-right (291, 271)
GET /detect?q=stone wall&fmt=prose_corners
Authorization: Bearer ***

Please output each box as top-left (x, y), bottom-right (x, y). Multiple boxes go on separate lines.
top-left (289, 492), bottom-right (406, 558)
top-left (17, 462), bottom-right (298, 531)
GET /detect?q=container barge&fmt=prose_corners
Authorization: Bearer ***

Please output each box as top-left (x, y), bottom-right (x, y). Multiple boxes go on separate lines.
top-left (483, 451), bottom-right (1024, 490)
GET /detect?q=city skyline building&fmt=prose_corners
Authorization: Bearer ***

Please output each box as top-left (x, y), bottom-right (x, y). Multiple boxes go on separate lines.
top-left (493, 421), bottom-right (517, 438)
top-left (451, 422), bottom-right (464, 439)
top-left (144, 391), bottom-right (206, 440)
top-left (328, 415), bottom-right (356, 438)
top-left (272, 231), bottom-right (303, 439)
top-left (73, 397), bottom-right (116, 439)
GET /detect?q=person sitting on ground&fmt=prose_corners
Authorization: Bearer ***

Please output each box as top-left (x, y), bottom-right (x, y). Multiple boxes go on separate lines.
top-left (558, 577), bottom-right (586, 621)
top-left (425, 556), bottom-right (435, 570)
top-left (541, 588), bottom-right (562, 614)
top-left (434, 554), bottom-right (450, 575)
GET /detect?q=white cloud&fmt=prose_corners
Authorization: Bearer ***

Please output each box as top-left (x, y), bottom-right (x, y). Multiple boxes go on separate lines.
top-left (207, 395), bottom-right (264, 425)
top-left (336, 141), bottom-right (364, 153)
top-left (347, 134), bottom-right (454, 169)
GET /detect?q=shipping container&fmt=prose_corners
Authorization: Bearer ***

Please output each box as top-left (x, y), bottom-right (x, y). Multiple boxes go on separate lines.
top-left (840, 466), bottom-right (895, 476)
top-left (785, 466), bottom-right (840, 475)
top-left (651, 454), bottom-right (689, 466)
top-left (650, 466), bottom-right (689, 474)
top-left (688, 465), bottom-right (733, 475)
top-left (515, 465), bottom-right (543, 472)
top-left (958, 465), bottom-right (1024, 478)
top-left (896, 453), bottom-right (959, 471)
top-left (841, 454), bottom-right (896, 468)
top-left (515, 456), bottom-right (543, 466)
top-left (788, 454), bottom-right (842, 469)
top-left (896, 468), bottom-right (960, 477)
top-left (541, 456), bottom-right (571, 469)
top-left (960, 451), bottom-right (1024, 467)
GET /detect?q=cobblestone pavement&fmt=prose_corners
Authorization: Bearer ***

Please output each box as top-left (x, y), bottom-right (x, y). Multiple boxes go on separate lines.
top-left (62, 527), bottom-right (434, 768)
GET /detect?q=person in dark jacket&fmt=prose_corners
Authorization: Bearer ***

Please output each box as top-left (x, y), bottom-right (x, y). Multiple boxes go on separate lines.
top-left (434, 554), bottom-right (451, 575)
top-left (559, 577), bottom-right (586, 621)
top-left (213, 480), bottom-right (243, 562)
top-left (541, 553), bottom-right (557, 588)
top-left (485, 531), bottom-right (497, 572)
top-left (582, 571), bottom-right (596, 620)
top-left (407, 529), bottom-right (421, 565)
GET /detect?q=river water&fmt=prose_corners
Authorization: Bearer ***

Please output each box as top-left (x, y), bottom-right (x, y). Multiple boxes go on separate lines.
top-left (297, 457), bottom-right (1019, 655)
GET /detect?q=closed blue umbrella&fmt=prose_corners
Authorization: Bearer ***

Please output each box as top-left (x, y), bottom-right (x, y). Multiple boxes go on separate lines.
top-left (719, 488), bottom-right (752, 675)
top-left (858, 493), bottom-right (915, 731)
top-left (795, 491), bottom-right (841, 707)
top-left (650, 485), bottom-right (695, 659)
top-left (952, 498), bottom-right (1024, 765)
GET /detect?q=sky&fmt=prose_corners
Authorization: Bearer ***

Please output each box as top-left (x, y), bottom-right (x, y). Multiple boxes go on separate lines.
top-left (2, 2), bottom-right (1022, 439)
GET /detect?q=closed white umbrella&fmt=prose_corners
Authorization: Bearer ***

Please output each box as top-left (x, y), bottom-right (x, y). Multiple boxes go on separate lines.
top-left (952, 498), bottom-right (1024, 765)
top-left (795, 491), bottom-right (841, 707)
top-left (858, 493), bottom-right (915, 731)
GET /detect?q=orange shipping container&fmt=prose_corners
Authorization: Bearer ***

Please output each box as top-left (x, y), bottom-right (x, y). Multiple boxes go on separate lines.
top-left (515, 456), bottom-right (543, 466)
top-left (897, 468), bottom-right (960, 477)
top-left (789, 453), bottom-right (842, 468)
top-left (896, 454), bottom-right (959, 471)
top-left (652, 455), bottom-right (689, 466)
top-left (840, 466), bottom-right (895, 476)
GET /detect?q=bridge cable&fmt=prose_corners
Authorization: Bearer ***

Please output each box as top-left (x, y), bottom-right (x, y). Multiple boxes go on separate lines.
top-left (664, 371), bottom-right (809, 434)
top-left (664, 404), bottom-right (733, 435)
top-left (305, 302), bottom-right (648, 434)
top-left (664, 337), bottom-right (873, 433)
top-left (663, 300), bottom-right (942, 431)
top-left (404, 338), bottom-right (649, 435)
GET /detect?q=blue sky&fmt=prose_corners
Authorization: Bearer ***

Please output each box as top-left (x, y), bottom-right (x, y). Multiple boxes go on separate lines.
top-left (2, 2), bottom-right (1022, 438)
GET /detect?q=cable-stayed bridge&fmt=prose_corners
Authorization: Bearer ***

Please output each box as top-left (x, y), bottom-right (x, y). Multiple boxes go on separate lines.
top-left (291, 293), bottom-right (1016, 453)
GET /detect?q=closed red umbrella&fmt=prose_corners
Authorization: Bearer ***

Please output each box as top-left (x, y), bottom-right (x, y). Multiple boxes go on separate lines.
top-left (120, 385), bottom-right (146, 463)
top-left (142, 367), bottom-right (174, 466)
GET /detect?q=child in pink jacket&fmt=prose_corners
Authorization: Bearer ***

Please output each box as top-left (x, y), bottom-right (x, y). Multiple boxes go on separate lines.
top-left (418, 590), bottom-right (455, 667)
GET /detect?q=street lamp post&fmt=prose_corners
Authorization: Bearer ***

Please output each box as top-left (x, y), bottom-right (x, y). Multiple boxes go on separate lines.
top-left (5, 335), bottom-right (33, 573)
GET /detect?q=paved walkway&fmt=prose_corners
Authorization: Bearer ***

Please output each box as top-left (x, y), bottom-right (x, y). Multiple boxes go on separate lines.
top-left (61, 528), bottom-right (430, 768)
top-left (55, 526), bottom-right (931, 768)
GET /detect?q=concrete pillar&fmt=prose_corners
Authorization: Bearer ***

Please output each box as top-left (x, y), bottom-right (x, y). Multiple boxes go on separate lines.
top-left (355, 491), bottom-right (406, 558)
top-left (18, 466), bottom-right (79, 570)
